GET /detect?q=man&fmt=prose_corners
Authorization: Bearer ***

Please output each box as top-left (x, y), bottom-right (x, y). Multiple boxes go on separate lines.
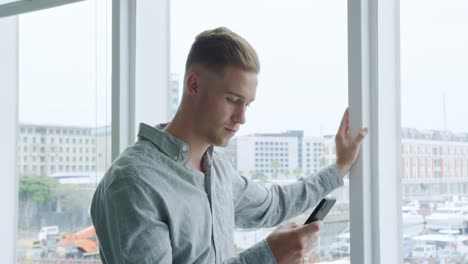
top-left (91, 27), bottom-right (368, 264)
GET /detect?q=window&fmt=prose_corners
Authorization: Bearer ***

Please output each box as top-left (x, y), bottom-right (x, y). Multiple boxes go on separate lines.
top-left (172, 0), bottom-right (348, 260)
top-left (401, 0), bottom-right (468, 262)
top-left (13, 1), bottom-right (112, 261)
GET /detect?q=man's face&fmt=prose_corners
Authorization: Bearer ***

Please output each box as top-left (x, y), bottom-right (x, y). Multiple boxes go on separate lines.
top-left (192, 66), bottom-right (257, 147)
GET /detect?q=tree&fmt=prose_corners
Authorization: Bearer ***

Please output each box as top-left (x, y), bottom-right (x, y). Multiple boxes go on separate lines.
top-left (19, 175), bottom-right (57, 203)
top-left (19, 175), bottom-right (58, 229)
top-left (293, 167), bottom-right (303, 179)
top-left (250, 170), bottom-right (265, 180)
top-left (55, 184), bottom-right (95, 229)
top-left (320, 157), bottom-right (328, 168)
top-left (284, 169), bottom-right (291, 179)
top-left (271, 160), bottom-right (280, 179)
top-left (259, 171), bottom-right (269, 185)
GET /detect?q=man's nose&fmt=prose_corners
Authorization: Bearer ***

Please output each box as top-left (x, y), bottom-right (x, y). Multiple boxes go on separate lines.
top-left (232, 105), bottom-right (246, 125)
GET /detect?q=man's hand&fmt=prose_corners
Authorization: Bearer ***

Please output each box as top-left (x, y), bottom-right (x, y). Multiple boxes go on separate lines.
top-left (266, 221), bottom-right (322, 264)
top-left (335, 107), bottom-right (368, 176)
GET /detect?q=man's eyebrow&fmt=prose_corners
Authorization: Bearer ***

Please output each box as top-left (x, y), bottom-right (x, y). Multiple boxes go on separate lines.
top-left (226, 91), bottom-right (255, 103)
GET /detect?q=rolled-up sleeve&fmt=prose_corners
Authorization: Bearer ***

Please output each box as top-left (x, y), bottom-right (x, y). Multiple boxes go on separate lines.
top-left (91, 175), bottom-right (172, 264)
top-left (233, 164), bottom-right (344, 228)
top-left (222, 239), bottom-right (277, 264)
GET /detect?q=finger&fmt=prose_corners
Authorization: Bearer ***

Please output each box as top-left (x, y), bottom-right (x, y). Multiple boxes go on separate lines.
top-left (353, 127), bottom-right (369, 145)
top-left (276, 222), bottom-right (298, 232)
top-left (336, 108), bottom-right (349, 139)
top-left (288, 222), bottom-right (299, 228)
top-left (297, 220), bottom-right (322, 235)
top-left (345, 119), bottom-right (350, 140)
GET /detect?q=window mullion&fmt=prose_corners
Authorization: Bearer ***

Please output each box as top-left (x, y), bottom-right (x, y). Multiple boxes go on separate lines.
top-left (348, 0), bottom-right (401, 263)
top-left (0, 15), bottom-right (19, 263)
top-left (134, 0), bottom-right (170, 132)
top-left (0, 0), bottom-right (85, 18)
top-left (111, 0), bottom-right (136, 160)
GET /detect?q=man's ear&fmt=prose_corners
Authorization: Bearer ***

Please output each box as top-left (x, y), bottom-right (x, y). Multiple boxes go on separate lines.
top-left (186, 71), bottom-right (200, 95)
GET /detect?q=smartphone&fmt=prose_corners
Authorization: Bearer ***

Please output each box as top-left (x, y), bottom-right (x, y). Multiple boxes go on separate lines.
top-left (304, 197), bottom-right (336, 225)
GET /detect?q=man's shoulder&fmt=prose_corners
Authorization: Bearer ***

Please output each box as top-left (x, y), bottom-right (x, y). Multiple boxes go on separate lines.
top-left (212, 148), bottom-right (237, 176)
top-left (99, 141), bottom-right (167, 187)
top-left (212, 148), bottom-right (229, 166)
top-left (114, 139), bottom-right (167, 169)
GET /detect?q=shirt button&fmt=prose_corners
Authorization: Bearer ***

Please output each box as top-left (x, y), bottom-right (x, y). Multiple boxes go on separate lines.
top-left (173, 156), bottom-right (178, 161)
top-left (182, 145), bottom-right (188, 152)
top-left (185, 165), bottom-right (191, 170)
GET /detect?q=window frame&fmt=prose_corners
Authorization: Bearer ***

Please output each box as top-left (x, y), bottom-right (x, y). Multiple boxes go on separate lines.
top-left (0, 0), bottom-right (402, 262)
top-left (0, 14), bottom-right (18, 263)
top-left (0, 0), bottom-right (84, 18)
top-left (348, 0), bottom-right (402, 262)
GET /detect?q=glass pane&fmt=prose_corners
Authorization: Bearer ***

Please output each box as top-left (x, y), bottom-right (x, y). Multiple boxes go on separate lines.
top-left (16, 0), bottom-right (111, 262)
top-left (171, 1), bottom-right (349, 263)
top-left (0, 0), bottom-right (21, 5)
top-left (401, 0), bottom-right (468, 263)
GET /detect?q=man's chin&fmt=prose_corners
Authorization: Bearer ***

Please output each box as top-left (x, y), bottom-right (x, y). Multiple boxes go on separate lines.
top-left (211, 137), bottom-right (231, 148)
top-left (212, 141), bottom-right (228, 148)
top-left (219, 140), bottom-right (230, 147)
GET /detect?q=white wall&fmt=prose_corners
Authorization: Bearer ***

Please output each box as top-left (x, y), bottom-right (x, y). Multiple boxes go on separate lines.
top-left (135, 0), bottom-right (170, 130)
top-left (0, 15), bottom-right (18, 263)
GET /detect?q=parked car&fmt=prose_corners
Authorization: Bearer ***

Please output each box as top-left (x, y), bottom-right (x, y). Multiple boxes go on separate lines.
top-left (31, 240), bottom-right (42, 249)
top-left (411, 244), bottom-right (437, 258)
top-left (38, 226), bottom-right (60, 242)
top-left (438, 249), bottom-right (467, 264)
top-left (329, 243), bottom-right (350, 258)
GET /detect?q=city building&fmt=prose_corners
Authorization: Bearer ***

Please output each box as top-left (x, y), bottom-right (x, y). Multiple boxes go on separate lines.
top-left (226, 130), bottom-right (325, 179)
top-left (302, 137), bottom-right (326, 175)
top-left (17, 123), bottom-right (111, 177)
top-left (169, 73), bottom-right (180, 120)
top-left (401, 128), bottom-right (468, 199)
top-left (227, 127), bottom-right (468, 199)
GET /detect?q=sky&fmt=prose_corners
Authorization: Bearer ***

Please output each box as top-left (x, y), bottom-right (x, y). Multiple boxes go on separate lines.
top-left (14, 0), bottom-right (468, 137)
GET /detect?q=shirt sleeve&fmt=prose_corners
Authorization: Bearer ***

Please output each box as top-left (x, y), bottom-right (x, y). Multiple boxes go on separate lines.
top-left (232, 164), bottom-right (344, 229)
top-left (222, 239), bottom-right (277, 264)
top-left (91, 175), bottom-right (172, 264)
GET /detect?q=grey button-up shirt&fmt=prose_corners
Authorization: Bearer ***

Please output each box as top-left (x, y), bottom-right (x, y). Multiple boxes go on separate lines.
top-left (91, 123), bottom-right (344, 263)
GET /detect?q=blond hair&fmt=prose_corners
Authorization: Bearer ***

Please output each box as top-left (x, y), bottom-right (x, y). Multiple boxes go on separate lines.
top-left (185, 27), bottom-right (260, 76)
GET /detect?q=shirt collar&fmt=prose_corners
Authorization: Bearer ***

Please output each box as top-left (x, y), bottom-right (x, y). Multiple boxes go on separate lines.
top-left (137, 123), bottom-right (214, 165)
top-left (137, 123), bottom-right (190, 163)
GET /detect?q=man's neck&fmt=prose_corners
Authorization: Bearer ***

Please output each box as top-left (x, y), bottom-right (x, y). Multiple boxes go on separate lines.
top-left (163, 115), bottom-right (209, 172)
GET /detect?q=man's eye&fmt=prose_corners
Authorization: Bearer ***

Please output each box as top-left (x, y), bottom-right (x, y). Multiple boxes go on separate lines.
top-left (226, 97), bottom-right (238, 103)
